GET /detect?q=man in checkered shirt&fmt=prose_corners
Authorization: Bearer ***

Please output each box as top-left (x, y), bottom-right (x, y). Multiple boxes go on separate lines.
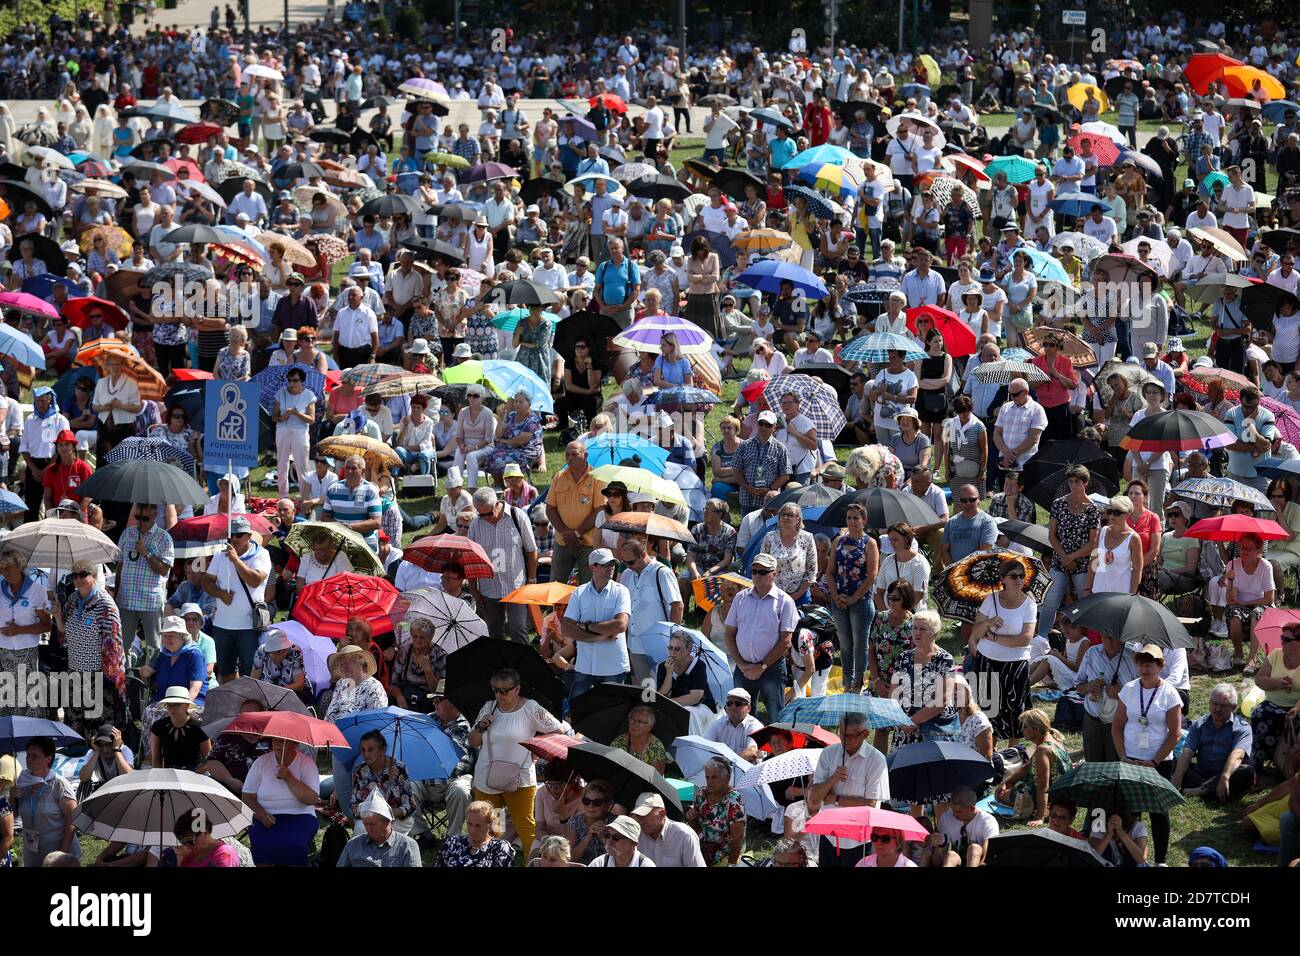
top-left (114, 503), bottom-right (175, 650)
top-left (1182, 113), bottom-right (1217, 165)
top-left (731, 410), bottom-right (792, 513)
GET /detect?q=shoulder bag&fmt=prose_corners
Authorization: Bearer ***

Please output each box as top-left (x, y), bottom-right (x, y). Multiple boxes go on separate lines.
top-left (484, 714), bottom-right (531, 792)
top-left (233, 545), bottom-right (273, 633)
top-left (1097, 656), bottom-right (1122, 724)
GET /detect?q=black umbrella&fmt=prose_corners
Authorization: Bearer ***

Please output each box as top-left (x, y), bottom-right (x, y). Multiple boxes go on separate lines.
top-left (886, 740), bottom-right (994, 802)
top-left (309, 126), bottom-right (352, 145)
top-left (832, 100), bottom-right (883, 125)
top-left (444, 639), bottom-right (564, 720)
top-left (216, 177), bottom-right (273, 207)
top-left (361, 95), bottom-right (403, 110)
top-left (120, 159), bottom-right (175, 180)
top-left (994, 518), bottom-right (1053, 556)
top-left (1025, 466), bottom-right (1117, 511)
top-left (681, 229), bottom-right (737, 269)
top-left (200, 98), bottom-right (240, 126)
top-left (14, 122), bottom-right (57, 147)
top-left (164, 382), bottom-right (204, 422)
top-left (141, 261), bottom-right (213, 288)
top-left (519, 177), bottom-right (565, 205)
top-left (350, 128), bottom-right (382, 152)
top-left (429, 202), bottom-right (480, 221)
top-left (1241, 282), bottom-right (1298, 336)
top-left (563, 741), bottom-right (685, 820)
top-left (767, 483), bottom-right (845, 512)
top-left (818, 486), bottom-right (941, 531)
top-left (77, 459), bottom-right (208, 509)
top-left (0, 180), bottom-right (54, 218)
top-left (1023, 440), bottom-right (1120, 494)
top-left (161, 224), bottom-right (228, 246)
top-left (431, 384), bottom-right (502, 411)
top-left (709, 166), bottom-right (764, 201)
top-left (8, 234), bottom-right (67, 276)
top-left (796, 363), bottom-right (851, 402)
top-left (985, 829), bottom-right (1107, 867)
top-left (625, 174), bottom-right (692, 202)
top-left (1124, 410), bottom-right (1233, 450)
top-left (552, 308), bottom-right (622, 371)
top-left (1260, 228), bottom-right (1300, 255)
top-left (568, 683), bottom-right (690, 748)
top-left (683, 158), bottom-right (723, 183)
top-left (0, 161), bottom-right (26, 181)
top-left (483, 278), bottom-right (563, 307)
top-left (1104, 75), bottom-right (1144, 99)
top-left (749, 107), bottom-right (796, 132)
top-left (398, 236), bottom-right (462, 264)
top-left (279, 161), bottom-right (327, 181)
top-left (1060, 592), bottom-right (1195, 649)
top-left (935, 84), bottom-right (961, 105)
top-left (1032, 104), bottom-right (1064, 124)
top-left (359, 193), bottom-right (424, 218)
top-left (698, 94), bottom-right (738, 108)
top-left (133, 101), bottom-right (200, 125)
top-left (130, 137), bottom-right (176, 159)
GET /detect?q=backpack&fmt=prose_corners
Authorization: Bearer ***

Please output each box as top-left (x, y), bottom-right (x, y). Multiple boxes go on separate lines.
top-left (798, 606), bottom-right (838, 671)
top-left (317, 821), bottom-right (350, 868)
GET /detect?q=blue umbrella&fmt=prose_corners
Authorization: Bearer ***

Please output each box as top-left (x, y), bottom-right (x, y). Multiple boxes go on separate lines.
top-left (735, 259), bottom-right (829, 297)
top-left (105, 436), bottom-right (196, 474)
top-left (0, 716), bottom-right (84, 753)
top-left (1255, 458), bottom-right (1300, 481)
top-left (20, 275), bottom-right (83, 303)
top-left (566, 172), bottom-right (622, 193)
top-left (782, 183), bottom-right (842, 221)
top-left (886, 740), bottom-right (996, 802)
top-left (478, 359), bottom-right (554, 414)
top-left (558, 114), bottom-right (599, 141)
top-left (0, 322), bottom-right (47, 370)
top-left (636, 622), bottom-right (735, 704)
top-left (750, 107), bottom-right (797, 132)
top-left (782, 144), bottom-right (855, 170)
top-left (739, 506), bottom-right (834, 574)
top-left (778, 693), bottom-right (912, 730)
top-left (1001, 348), bottom-right (1033, 362)
top-left (644, 387), bottom-right (722, 407)
top-left (898, 83), bottom-right (933, 100)
top-left (334, 706), bottom-right (464, 781)
top-left (661, 461), bottom-right (707, 522)
top-left (585, 433), bottom-right (669, 473)
top-left (253, 363), bottom-right (327, 412)
top-left (0, 488), bottom-right (25, 514)
top-left (1019, 247), bottom-right (1072, 284)
top-left (1263, 100), bottom-right (1300, 123)
top-left (1051, 191), bottom-right (1112, 217)
top-left (671, 735), bottom-right (781, 824)
top-left (840, 331), bottom-right (927, 363)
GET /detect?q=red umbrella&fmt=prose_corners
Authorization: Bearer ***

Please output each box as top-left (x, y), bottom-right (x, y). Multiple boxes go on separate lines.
top-left (1177, 372), bottom-right (1239, 402)
top-left (740, 379), bottom-right (768, 403)
top-left (945, 152), bottom-right (990, 181)
top-left (1183, 53), bottom-right (1244, 94)
top-left (1185, 514), bottom-right (1290, 542)
top-left (176, 123), bottom-right (223, 146)
top-left (170, 512), bottom-right (278, 543)
top-left (401, 535), bottom-right (493, 578)
top-left (905, 304), bottom-right (976, 357)
top-left (171, 368), bottom-right (213, 381)
top-left (589, 93), bottom-right (628, 113)
top-left (224, 711), bottom-right (350, 748)
top-left (294, 573), bottom-right (400, 638)
top-left (1255, 608), bottom-right (1300, 655)
top-left (750, 722), bottom-right (840, 754)
top-left (519, 733), bottom-right (586, 761)
top-left (1069, 133), bottom-right (1120, 166)
top-left (61, 296), bottom-right (130, 332)
top-left (163, 158), bottom-right (206, 183)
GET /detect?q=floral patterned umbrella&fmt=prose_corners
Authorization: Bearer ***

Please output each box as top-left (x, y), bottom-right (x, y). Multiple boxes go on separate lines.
top-left (302, 233), bottom-right (350, 266)
top-left (931, 549), bottom-right (1051, 624)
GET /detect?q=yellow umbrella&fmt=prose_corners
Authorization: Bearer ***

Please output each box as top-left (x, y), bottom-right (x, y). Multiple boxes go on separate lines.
top-left (917, 54), bottom-right (941, 88)
top-left (589, 464), bottom-right (686, 507)
top-left (80, 224), bottom-right (134, 258)
top-left (1066, 82), bottom-right (1110, 114)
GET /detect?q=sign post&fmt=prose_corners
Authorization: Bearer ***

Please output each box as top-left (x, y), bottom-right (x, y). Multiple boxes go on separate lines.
top-left (1062, 10), bottom-right (1087, 63)
top-left (203, 380), bottom-right (261, 534)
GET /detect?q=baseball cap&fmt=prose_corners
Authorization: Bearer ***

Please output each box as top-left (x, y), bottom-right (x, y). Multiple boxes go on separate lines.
top-left (55, 429), bottom-right (76, 445)
top-left (1134, 643), bottom-right (1166, 663)
top-left (751, 553), bottom-right (778, 572)
top-left (1184, 178), bottom-right (1195, 188)
top-left (757, 410), bottom-right (778, 425)
top-left (1142, 342), bottom-right (1160, 357)
top-left (588, 548), bottom-right (616, 566)
top-left (630, 792), bottom-right (666, 816)
top-left (228, 515), bottom-right (252, 535)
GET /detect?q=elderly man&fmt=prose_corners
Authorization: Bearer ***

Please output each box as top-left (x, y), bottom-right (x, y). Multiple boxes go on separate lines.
top-left (808, 712), bottom-right (891, 867)
top-left (546, 440), bottom-right (605, 585)
top-left (227, 178), bottom-right (268, 225)
top-left (115, 503), bottom-right (175, 650)
top-left (1076, 632), bottom-right (1138, 763)
top-left (1172, 683), bottom-right (1255, 802)
top-left (201, 515), bottom-right (272, 682)
top-left (385, 249), bottom-right (426, 324)
top-left (704, 687), bottom-right (763, 758)
top-left (906, 466), bottom-right (949, 553)
top-left (939, 484), bottom-right (999, 567)
top-left (723, 552), bottom-right (797, 722)
top-left (323, 455), bottom-right (383, 551)
top-left (733, 410), bottom-right (792, 513)
top-left (1224, 385), bottom-right (1278, 492)
top-left (468, 486), bottom-right (537, 644)
top-left (331, 284), bottom-right (380, 369)
top-left (561, 548), bottom-right (632, 699)
top-left (593, 237), bottom-right (641, 329)
top-left (619, 535), bottom-right (683, 680)
top-left (1140, 342), bottom-right (1176, 396)
top-left (336, 792), bottom-right (422, 867)
top-left (631, 791), bottom-right (706, 866)
top-left (992, 377), bottom-right (1047, 492)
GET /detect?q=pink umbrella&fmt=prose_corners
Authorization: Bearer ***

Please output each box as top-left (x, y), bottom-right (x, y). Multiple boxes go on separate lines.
top-left (0, 290), bottom-right (59, 320)
top-left (1260, 397), bottom-right (1300, 448)
top-left (1254, 608), bottom-right (1300, 655)
top-left (805, 805), bottom-right (931, 846)
top-left (457, 268), bottom-right (487, 297)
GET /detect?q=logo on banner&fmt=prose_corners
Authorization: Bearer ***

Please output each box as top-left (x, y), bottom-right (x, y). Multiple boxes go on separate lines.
top-left (215, 384), bottom-right (249, 443)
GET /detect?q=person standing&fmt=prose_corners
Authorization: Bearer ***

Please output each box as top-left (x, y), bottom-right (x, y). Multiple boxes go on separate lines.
top-left (0, 549), bottom-right (51, 718)
top-left (619, 536), bottom-right (683, 681)
top-left (732, 410), bottom-right (792, 513)
top-left (467, 487), bottom-right (537, 644)
top-left (114, 503), bottom-right (175, 652)
top-left (545, 440), bottom-right (605, 585)
top-left (331, 284), bottom-right (380, 369)
top-left (561, 549), bottom-right (632, 699)
top-left (722, 552), bottom-right (797, 722)
top-left (18, 388), bottom-right (69, 521)
top-left (272, 368), bottom-right (316, 499)
top-left (201, 516), bottom-right (272, 682)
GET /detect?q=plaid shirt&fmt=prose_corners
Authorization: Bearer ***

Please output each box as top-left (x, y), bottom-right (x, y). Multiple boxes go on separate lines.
top-left (452, 135), bottom-right (482, 163)
top-left (438, 714), bottom-right (476, 778)
top-left (1182, 129), bottom-right (1217, 157)
top-left (115, 525), bottom-right (175, 611)
top-left (732, 436), bottom-right (791, 513)
top-left (350, 756), bottom-right (416, 820)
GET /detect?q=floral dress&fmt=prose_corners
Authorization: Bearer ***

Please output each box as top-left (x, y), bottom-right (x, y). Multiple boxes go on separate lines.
top-left (761, 529), bottom-right (817, 596)
top-left (870, 614), bottom-right (913, 688)
top-left (464, 308), bottom-right (499, 359)
top-left (435, 834), bottom-right (517, 868)
top-left (485, 411), bottom-right (542, 475)
top-left (214, 346), bottom-right (251, 381)
top-left (610, 733), bottom-right (668, 769)
top-left (252, 644), bottom-right (312, 697)
top-left (689, 521), bottom-right (737, 572)
top-left (1049, 497), bottom-right (1102, 573)
top-left (891, 645), bottom-right (958, 748)
top-left (514, 316), bottom-right (554, 382)
top-left (570, 812), bottom-right (615, 865)
top-left (834, 532), bottom-right (874, 598)
top-left (693, 788), bottom-right (746, 865)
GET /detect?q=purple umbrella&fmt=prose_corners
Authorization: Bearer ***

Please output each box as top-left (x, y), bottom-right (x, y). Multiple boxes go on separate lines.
top-left (559, 114), bottom-right (598, 142)
top-left (1261, 397), bottom-right (1300, 447)
top-left (462, 162), bottom-right (519, 184)
top-left (612, 314), bottom-right (715, 355)
top-left (399, 77), bottom-right (449, 99)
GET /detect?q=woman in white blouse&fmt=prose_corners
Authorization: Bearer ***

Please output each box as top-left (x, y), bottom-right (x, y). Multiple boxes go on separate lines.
top-left (873, 522), bottom-right (932, 611)
top-left (242, 737), bottom-right (321, 866)
top-left (749, 337), bottom-right (788, 377)
top-left (969, 557), bottom-right (1038, 746)
top-left (91, 351), bottom-right (143, 460)
top-left (394, 394), bottom-right (436, 475)
top-left (455, 386), bottom-right (498, 489)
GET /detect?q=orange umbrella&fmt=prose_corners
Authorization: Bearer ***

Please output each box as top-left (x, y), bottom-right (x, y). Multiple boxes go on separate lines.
top-left (502, 581), bottom-right (576, 637)
top-left (1221, 65), bottom-right (1286, 101)
top-left (74, 336), bottom-right (134, 366)
top-left (90, 348), bottom-right (167, 401)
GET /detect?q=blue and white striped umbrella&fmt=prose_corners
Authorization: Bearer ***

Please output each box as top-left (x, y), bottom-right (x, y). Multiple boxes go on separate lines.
top-left (840, 331), bottom-right (927, 364)
top-left (253, 363), bottom-right (327, 412)
top-left (105, 436), bottom-right (196, 475)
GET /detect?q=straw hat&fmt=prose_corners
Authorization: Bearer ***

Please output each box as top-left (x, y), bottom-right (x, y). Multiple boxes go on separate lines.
top-left (328, 644), bottom-right (377, 680)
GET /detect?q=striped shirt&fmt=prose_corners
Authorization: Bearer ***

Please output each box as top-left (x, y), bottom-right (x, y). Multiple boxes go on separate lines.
top-left (323, 478), bottom-right (383, 550)
top-left (115, 525), bottom-right (175, 611)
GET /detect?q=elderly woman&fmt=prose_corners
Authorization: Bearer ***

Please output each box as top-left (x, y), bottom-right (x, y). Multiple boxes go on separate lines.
top-left (531, 833), bottom-right (581, 867)
top-left (708, 416), bottom-right (743, 501)
top-left (324, 645), bottom-right (389, 822)
top-left (1085, 495), bottom-right (1144, 597)
top-left (393, 394), bottom-right (436, 476)
top-left (242, 735), bottom-right (321, 866)
top-left (484, 390), bottom-right (543, 483)
top-left (1267, 480), bottom-right (1300, 589)
top-left (1157, 502), bottom-right (1202, 596)
top-left (250, 630), bottom-right (313, 706)
top-left (57, 560), bottom-right (126, 734)
top-left (391, 617), bottom-right (446, 713)
top-left (970, 558), bottom-right (1038, 745)
top-left (294, 531), bottom-right (355, 588)
top-left (150, 685), bottom-right (211, 771)
top-left (564, 778), bottom-right (617, 865)
top-left (892, 608), bottom-right (960, 749)
top-left (656, 626), bottom-right (718, 735)
top-left (214, 324), bottom-right (252, 381)
top-left (12, 736), bottom-right (80, 866)
top-left (610, 705), bottom-right (670, 774)
top-left (995, 708), bottom-right (1073, 824)
top-left (438, 801), bottom-right (517, 867)
top-left (889, 407), bottom-right (931, 480)
top-left (92, 350), bottom-right (143, 459)
top-left (174, 807), bottom-right (241, 868)
top-left (0, 549), bottom-right (51, 717)
top-left (140, 615), bottom-right (208, 724)
top-left (761, 502), bottom-right (819, 605)
top-left (687, 756), bottom-right (746, 866)
top-left (468, 667), bottom-right (568, 857)
top-left (455, 385), bottom-right (498, 489)
top-left (1250, 621), bottom-right (1300, 774)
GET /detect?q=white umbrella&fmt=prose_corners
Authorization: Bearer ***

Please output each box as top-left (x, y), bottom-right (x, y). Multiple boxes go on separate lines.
top-left (1120, 236), bottom-right (1173, 273)
top-left (73, 768), bottom-right (254, 848)
top-left (23, 145), bottom-right (75, 169)
top-left (243, 63), bottom-right (284, 81)
top-left (1079, 120), bottom-right (1127, 146)
top-left (1049, 231), bottom-right (1108, 261)
top-left (263, 620), bottom-right (335, 695)
top-left (70, 178), bottom-right (129, 199)
top-left (885, 111), bottom-right (946, 147)
top-left (611, 162), bottom-right (659, 183)
top-left (735, 747), bottom-right (821, 789)
top-left (3, 518), bottom-right (120, 574)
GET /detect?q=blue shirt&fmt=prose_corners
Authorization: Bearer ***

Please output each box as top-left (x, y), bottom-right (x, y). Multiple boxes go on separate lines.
top-left (1224, 404), bottom-right (1278, 479)
top-left (154, 642), bottom-right (209, 706)
top-left (563, 578), bottom-right (633, 676)
top-left (323, 478), bottom-right (384, 549)
top-left (941, 509), bottom-right (1000, 563)
top-left (1184, 712), bottom-right (1252, 775)
top-left (769, 136), bottom-right (797, 172)
top-left (652, 356), bottom-right (693, 386)
top-left (595, 256), bottom-right (641, 308)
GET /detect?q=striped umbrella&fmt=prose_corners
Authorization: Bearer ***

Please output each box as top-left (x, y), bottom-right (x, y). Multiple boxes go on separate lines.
top-left (105, 436), bottom-right (195, 474)
top-left (971, 360), bottom-right (1050, 385)
top-left (253, 363), bottom-right (328, 411)
top-left (926, 175), bottom-right (981, 217)
top-left (985, 154), bottom-right (1040, 184)
top-left (761, 373), bottom-right (846, 437)
top-left (777, 693), bottom-right (912, 730)
top-left (840, 331), bottom-right (926, 363)
top-left (612, 313), bottom-right (714, 355)
top-left (391, 587), bottom-right (490, 652)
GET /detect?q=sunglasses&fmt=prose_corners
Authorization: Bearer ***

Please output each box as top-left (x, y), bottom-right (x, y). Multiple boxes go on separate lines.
top-left (751, 568), bottom-right (774, 576)
top-left (1282, 635), bottom-right (1298, 644)
top-left (72, 570), bottom-right (93, 579)
top-left (1107, 509), bottom-right (1126, 517)
top-left (1004, 572), bottom-right (1025, 580)
top-left (959, 497), bottom-right (978, 503)
top-left (492, 685), bottom-right (518, 695)
top-left (870, 833), bottom-right (895, 844)
top-left (581, 796), bottom-right (606, 806)
top-left (1009, 390), bottom-right (1027, 398)
top-left (887, 594), bottom-right (904, 603)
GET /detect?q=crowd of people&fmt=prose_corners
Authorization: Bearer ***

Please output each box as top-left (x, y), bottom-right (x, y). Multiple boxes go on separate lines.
top-left (0, 8), bottom-right (1299, 871)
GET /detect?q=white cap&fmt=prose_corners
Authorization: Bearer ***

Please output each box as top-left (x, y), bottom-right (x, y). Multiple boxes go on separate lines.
top-left (358, 790), bottom-right (393, 821)
top-left (588, 548), bottom-right (616, 566)
top-left (629, 492), bottom-right (655, 506)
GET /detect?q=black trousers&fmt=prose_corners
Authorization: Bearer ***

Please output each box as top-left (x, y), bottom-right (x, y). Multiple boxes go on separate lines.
top-left (336, 344), bottom-right (374, 370)
top-left (155, 342), bottom-right (187, 379)
top-left (22, 455), bottom-right (50, 520)
top-left (1182, 761), bottom-right (1256, 801)
top-left (1044, 402), bottom-right (1075, 442)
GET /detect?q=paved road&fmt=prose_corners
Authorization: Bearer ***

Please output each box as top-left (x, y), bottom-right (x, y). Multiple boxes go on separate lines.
top-left (143, 0), bottom-right (329, 32)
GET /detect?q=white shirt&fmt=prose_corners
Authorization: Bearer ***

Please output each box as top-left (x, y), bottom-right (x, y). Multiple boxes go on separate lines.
top-left (0, 574), bottom-right (49, 651)
top-left (975, 592), bottom-right (1038, 661)
top-left (1220, 183), bottom-right (1254, 229)
top-left (295, 550), bottom-right (354, 585)
top-left (780, 412), bottom-right (819, 475)
top-left (1118, 678), bottom-right (1182, 761)
top-left (531, 263), bottom-right (567, 291)
top-left (703, 112), bottom-right (738, 150)
top-left (334, 304), bottom-right (379, 349)
top-left (243, 750), bottom-right (319, 815)
top-left (563, 578), bottom-right (633, 676)
top-left (937, 807), bottom-right (999, 850)
top-left (227, 191), bottom-right (268, 223)
top-left (206, 542), bottom-right (273, 630)
top-left (1184, 209), bottom-right (1217, 230)
top-left (813, 743), bottom-right (890, 849)
top-left (19, 411), bottom-right (71, 458)
top-left (1082, 215), bottom-right (1118, 245)
top-left (704, 712), bottom-right (763, 754)
top-left (643, 106), bottom-right (665, 139)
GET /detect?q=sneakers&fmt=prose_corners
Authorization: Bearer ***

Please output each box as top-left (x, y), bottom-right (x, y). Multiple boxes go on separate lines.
top-left (1209, 619), bottom-right (1228, 638)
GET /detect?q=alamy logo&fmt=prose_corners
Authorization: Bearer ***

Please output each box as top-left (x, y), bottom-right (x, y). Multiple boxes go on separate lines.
top-left (0, 667), bottom-right (102, 717)
top-left (49, 887), bottom-right (152, 936)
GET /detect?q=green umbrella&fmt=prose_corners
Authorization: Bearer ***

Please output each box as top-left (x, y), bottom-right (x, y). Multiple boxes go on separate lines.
top-left (985, 154), bottom-right (1041, 184)
top-left (284, 521), bottom-right (384, 577)
top-left (425, 151), bottom-right (470, 169)
top-left (1048, 761), bottom-right (1185, 814)
top-left (490, 307), bottom-right (561, 333)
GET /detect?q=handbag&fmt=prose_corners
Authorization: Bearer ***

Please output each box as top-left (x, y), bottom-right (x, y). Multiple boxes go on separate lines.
top-left (1096, 658), bottom-right (1122, 723)
top-left (233, 547), bottom-right (273, 633)
top-left (484, 720), bottom-right (530, 793)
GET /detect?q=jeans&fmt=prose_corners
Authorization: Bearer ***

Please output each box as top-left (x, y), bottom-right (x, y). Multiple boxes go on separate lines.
top-left (400, 507), bottom-right (432, 530)
top-left (1280, 811), bottom-right (1299, 868)
top-left (570, 670), bottom-right (628, 700)
top-left (212, 625), bottom-right (261, 679)
top-left (331, 753), bottom-right (354, 821)
top-left (1038, 568), bottom-right (1087, 637)
top-left (395, 447), bottom-right (434, 475)
top-left (550, 544), bottom-right (593, 587)
top-left (831, 599), bottom-right (875, 689)
top-left (732, 659), bottom-right (787, 723)
top-left (709, 480), bottom-right (739, 501)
